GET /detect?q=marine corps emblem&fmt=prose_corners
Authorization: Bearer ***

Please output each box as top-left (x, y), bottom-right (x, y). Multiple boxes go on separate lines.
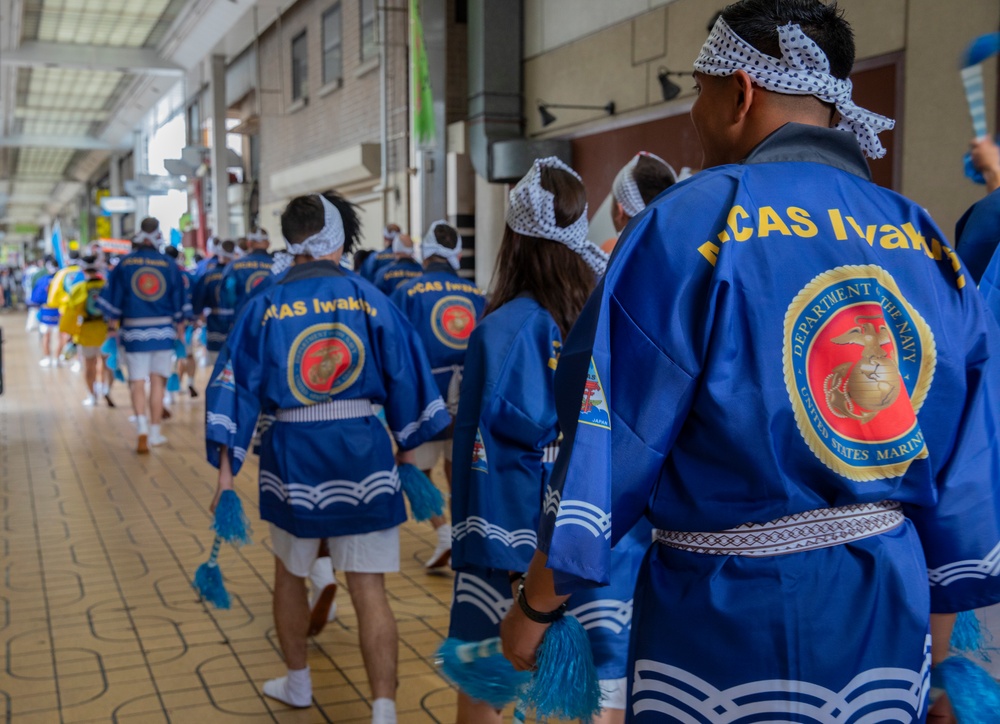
top-left (131, 267), bottom-right (166, 302)
top-left (288, 323), bottom-right (365, 405)
top-left (245, 270), bottom-right (270, 293)
top-left (783, 265), bottom-right (936, 481)
top-left (431, 295), bottom-right (477, 350)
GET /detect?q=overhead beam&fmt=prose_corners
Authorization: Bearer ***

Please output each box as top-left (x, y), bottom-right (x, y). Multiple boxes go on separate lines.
top-left (0, 134), bottom-right (129, 151)
top-left (1, 41), bottom-right (185, 76)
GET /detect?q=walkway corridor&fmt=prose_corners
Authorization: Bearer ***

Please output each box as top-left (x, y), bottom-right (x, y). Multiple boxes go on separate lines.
top-left (0, 315), bottom-right (463, 723)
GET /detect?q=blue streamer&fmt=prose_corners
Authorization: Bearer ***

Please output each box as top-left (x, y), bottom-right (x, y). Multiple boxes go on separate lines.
top-left (436, 637), bottom-right (530, 708)
top-left (521, 615), bottom-right (602, 722)
top-left (212, 490), bottom-right (252, 546)
top-left (932, 656), bottom-right (1000, 723)
top-left (398, 463), bottom-right (444, 521)
top-left (192, 537), bottom-right (231, 609)
top-left (174, 339), bottom-right (187, 359)
top-left (167, 373), bottom-right (181, 392)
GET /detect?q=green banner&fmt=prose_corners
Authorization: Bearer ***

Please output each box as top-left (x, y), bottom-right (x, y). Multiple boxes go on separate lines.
top-left (410, 0), bottom-right (435, 145)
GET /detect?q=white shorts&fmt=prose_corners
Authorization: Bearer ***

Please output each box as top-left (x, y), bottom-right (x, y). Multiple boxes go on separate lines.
top-left (125, 350), bottom-right (174, 380)
top-left (80, 346), bottom-right (100, 360)
top-left (599, 677), bottom-right (627, 711)
top-left (411, 439), bottom-right (453, 471)
top-left (206, 350), bottom-right (220, 368)
top-left (269, 523), bottom-right (400, 577)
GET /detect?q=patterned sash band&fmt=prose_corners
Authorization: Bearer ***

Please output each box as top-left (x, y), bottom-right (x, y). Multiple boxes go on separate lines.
top-left (275, 398), bottom-right (375, 423)
top-left (654, 501), bottom-right (903, 557)
top-left (542, 442), bottom-right (560, 464)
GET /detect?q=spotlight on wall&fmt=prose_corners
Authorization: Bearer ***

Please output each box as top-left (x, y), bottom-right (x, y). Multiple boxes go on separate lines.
top-left (657, 67), bottom-right (685, 101)
top-left (537, 100), bottom-right (616, 128)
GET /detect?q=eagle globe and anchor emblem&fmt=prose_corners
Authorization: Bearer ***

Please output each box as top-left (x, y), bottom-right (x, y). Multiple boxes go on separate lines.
top-left (431, 295), bottom-right (477, 350)
top-left (783, 265), bottom-right (937, 482)
top-left (288, 323), bottom-right (366, 405)
top-left (823, 316), bottom-right (900, 423)
top-left (131, 267), bottom-right (166, 302)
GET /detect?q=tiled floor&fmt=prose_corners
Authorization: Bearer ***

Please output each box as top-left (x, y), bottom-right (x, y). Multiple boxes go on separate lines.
top-left (0, 316), bottom-right (472, 723)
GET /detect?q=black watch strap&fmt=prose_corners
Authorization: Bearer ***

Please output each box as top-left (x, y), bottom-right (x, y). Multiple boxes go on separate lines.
top-left (516, 578), bottom-right (567, 624)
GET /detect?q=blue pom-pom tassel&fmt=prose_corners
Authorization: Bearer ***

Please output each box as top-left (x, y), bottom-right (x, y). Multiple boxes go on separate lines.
top-left (114, 368), bottom-right (125, 382)
top-left (100, 338), bottom-right (117, 356)
top-left (521, 615), bottom-right (602, 721)
top-left (174, 339), bottom-right (187, 359)
top-left (193, 560), bottom-right (230, 609)
top-left (167, 373), bottom-right (181, 392)
top-left (932, 656), bottom-right (1000, 722)
top-left (436, 637), bottom-right (530, 708)
top-left (951, 610), bottom-right (988, 661)
top-left (185, 326), bottom-right (194, 346)
top-left (398, 463), bottom-right (444, 522)
top-left (213, 489), bottom-right (252, 546)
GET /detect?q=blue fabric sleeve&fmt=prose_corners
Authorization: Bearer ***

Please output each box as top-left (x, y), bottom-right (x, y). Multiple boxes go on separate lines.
top-left (96, 266), bottom-right (123, 320)
top-left (905, 288), bottom-right (1000, 613)
top-left (377, 303), bottom-right (451, 450)
top-left (205, 301), bottom-right (264, 475)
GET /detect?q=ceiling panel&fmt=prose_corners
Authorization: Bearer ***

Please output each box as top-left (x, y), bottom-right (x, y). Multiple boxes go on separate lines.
top-left (28, 0), bottom-right (173, 48)
top-left (16, 147), bottom-right (76, 176)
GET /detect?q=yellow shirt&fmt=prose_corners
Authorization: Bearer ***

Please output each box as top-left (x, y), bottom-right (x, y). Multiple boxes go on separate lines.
top-left (49, 265), bottom-right (83, 334)
top-left (68, 278), bottom-right (107, 347)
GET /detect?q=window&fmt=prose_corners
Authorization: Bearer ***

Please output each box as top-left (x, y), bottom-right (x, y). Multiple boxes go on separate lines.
top-left (360, 0), bottom-right (377, 63)
top-left (322, 4), bottom-right (343, 85)
top-left (291, 31), bottom-right (308, 101)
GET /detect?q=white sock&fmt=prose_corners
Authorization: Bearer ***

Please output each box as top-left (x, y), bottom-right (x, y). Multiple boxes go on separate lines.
top-left (151, 424), bottom-right (161, 438)
top-left (437, 523), bottom-right (452, 544)
top-left (137, 415), bottom-right (149, 435)
top-left (262, 667), bottom-right (311, 707)
top-left (371, 698), bottom-right (396, 724)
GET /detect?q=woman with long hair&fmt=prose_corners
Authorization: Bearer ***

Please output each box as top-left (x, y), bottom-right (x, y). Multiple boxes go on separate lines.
top-left (447, 157), bottom-right (649, 723)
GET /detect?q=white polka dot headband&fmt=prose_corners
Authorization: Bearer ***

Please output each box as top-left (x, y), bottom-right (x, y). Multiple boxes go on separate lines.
top-left (285, 194), bottom-right (345, 258)
top-left (694, 17), bottom-right (894, 159)
top-left (270, 251), bottom-right (293, 275)
top-left (612, 151), bottom-right (677, 218)
top-left (507, 157), bottom-right (608, 276)
top-left (247, 230), bottom-right (269, 243)
top-left (421, 219), bottom-right (463, 270)
top-left (134, 230), bottom-right (163, 246)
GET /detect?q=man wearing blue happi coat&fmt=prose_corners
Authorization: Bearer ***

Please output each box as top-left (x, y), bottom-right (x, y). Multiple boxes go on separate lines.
top-left (501, 2), bottom-right (1000, 722)
top-left (205, 191), bottom-right (449, 723)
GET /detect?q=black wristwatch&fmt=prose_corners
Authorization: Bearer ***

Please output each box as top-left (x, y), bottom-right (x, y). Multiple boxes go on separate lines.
top-left (516, 578), bottom-right (567, 624)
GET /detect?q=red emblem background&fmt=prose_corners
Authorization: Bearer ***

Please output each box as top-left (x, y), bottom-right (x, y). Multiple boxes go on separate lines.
top-left (804, 302), bottom-right (917, 442)
top-left (442, 305), bottom-right (474, 340)
top-left (137, 272), bottom-right (161, 297)
top-left (301, 338), bottom-right (352, 394)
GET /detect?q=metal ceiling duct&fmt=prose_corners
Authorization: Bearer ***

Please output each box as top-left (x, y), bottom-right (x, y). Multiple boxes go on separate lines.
top-left (467, 0), bottom-right (570, 184)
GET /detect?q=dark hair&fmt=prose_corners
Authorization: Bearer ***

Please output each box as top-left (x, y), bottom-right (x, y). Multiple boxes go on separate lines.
top-left (721, 0), bottom-right (854, 80)
top-left (164, 246), bottom-right (180, 259)
top-left (353, 249), bottom-right (374, 269)
top-left (633, 155), bottom-right (676, 206)
top-left (220, 239), bottom-right (236, 254)
top-left (194, 253), bottom-right (205, 263)
top-left (281, 191), bottom-right (363, 254)
top-left (140, 217), bottom-right (160, 233)
top-left (484, 166), bottom-right (595, 338)
top-left (433, 223), bottom-right (459, 249)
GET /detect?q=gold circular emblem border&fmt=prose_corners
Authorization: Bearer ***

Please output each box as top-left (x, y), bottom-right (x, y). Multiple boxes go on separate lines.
top-left (245, 270), bottom-right (270, 294)
top-left (130, 266), bottom-right (166, 303)
top-left (287, 322), bottom-right (366, 406)
top-left (430, 295), bottom-right (476, 350)
top-left (782, 264), bottom-right (937, 482)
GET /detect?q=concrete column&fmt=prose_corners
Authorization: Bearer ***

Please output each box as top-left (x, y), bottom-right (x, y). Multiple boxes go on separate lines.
top-left (210, 53), bottom-right (230, 239)
top-left (415, 0), bottom-right (447, 238)
top-left (473, 174), bottom-right (506, 291)
top-left (109, 153), bottom-right (123, 239)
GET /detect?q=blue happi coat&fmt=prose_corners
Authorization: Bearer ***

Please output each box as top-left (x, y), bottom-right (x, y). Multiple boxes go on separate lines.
top-left (97, 246), bottom-right (188, 352)
top-left (360, 248), bottom-right (396, 282)
top-left (375, 257), bottom-right (422, 296)
top-left (390, 261), bottom-right (487, 414)
top-left (192, 258), bottom-right (233, 352)
top-left (204, 260), bottom-right (450, 538)
top-left (220, 250), bottom-right (274, 317)
top-left (449, 295), bottom-right (649, 680)
top-left (955, 188), bottom-right (1000, 285)
top-left (538, 124), bottom-right (1000, 722)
